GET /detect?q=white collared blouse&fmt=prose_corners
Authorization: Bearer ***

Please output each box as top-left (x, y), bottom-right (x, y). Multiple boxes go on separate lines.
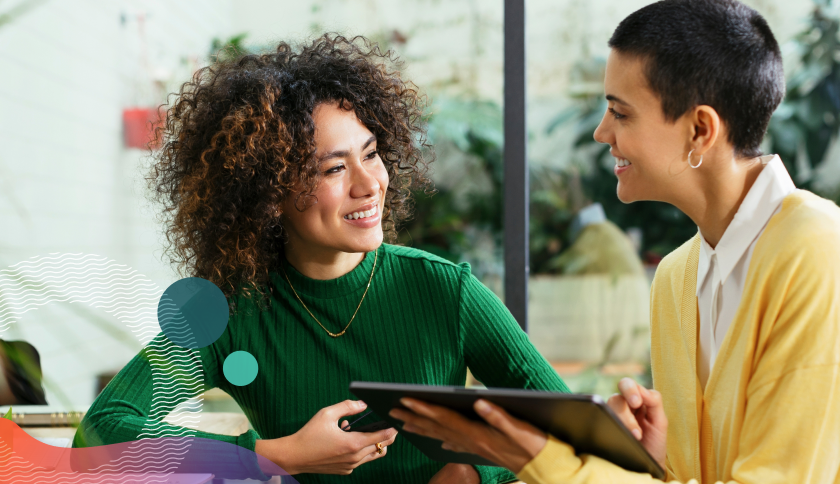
top-left (696, 154), bottom-right (796, 388)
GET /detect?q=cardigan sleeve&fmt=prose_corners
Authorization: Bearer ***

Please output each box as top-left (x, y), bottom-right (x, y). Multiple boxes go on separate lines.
top-left (456, 264), bottom-right (571, 484)
top-left (516, 435), bottom-right (696, 484)
top-left (72, 332), bottom-right (271, 481)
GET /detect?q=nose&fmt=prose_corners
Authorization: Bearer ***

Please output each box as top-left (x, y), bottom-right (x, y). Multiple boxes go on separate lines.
top-left (349, 160), bottom-right (381, 199)
top-left (593, 111), bottom-right (612, 145)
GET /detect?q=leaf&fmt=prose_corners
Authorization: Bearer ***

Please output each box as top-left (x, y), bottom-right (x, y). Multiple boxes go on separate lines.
top-left (545, 106), bottom-right (584, 134)
top-left (805, 124), bottom-right (834, 170)
top-left (3, 407), bottom-right (11, 419)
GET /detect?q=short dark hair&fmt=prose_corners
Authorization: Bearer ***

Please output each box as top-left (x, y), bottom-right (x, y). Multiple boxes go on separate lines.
top-left (608, 0), bottom-right (784, 158)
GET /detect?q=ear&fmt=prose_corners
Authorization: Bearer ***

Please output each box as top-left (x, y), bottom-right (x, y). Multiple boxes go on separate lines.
top-left (690, 105), bottom-right (721, 156)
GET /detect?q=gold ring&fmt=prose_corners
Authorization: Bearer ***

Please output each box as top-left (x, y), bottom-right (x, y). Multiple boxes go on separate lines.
top-left (376, 442), bottom-right (384, 455)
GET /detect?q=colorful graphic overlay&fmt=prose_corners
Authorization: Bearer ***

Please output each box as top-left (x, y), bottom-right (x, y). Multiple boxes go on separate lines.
top-left (158, 277), bottom-right (229, 350)
top-left (0, 418), bottom-right (295, 483)
top-left (223, 351), bottom-right (259, 387)
top-left (0, 256), bottom-right (288, 479)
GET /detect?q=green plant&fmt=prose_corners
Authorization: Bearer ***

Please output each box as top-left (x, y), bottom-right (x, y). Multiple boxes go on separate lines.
top-left (528, 167), bottom-right (576, 273)
top-left (767, 0), bottom-right (840, 199)
top-left (3, 407), bottom-right (11, 419)
top-left (401, 98), bottom-right (589, 275)
top-left (398, 98), bottom-right (505, 276)
top-left (210, 33), bottom-right (251, 63)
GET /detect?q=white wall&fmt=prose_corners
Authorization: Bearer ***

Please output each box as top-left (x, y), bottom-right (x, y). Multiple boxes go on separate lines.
top-left (0, 0), bottom-right (232, 412)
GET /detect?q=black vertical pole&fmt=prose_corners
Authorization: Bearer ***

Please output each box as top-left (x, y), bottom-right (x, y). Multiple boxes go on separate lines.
top-left (504, 0), bottom-right (528, 331)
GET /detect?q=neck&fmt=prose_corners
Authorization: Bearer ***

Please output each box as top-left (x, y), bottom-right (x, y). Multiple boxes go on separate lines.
top-left (670, 152), bottom-right (764, 248)
top-left (283, 242), bottom-right (366, 280)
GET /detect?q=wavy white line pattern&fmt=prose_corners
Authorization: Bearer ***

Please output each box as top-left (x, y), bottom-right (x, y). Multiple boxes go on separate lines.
top-left (0, 253), bottom-right (211, 480)
top-left (0, 253), bottom-right (159, 343)
top-left (157, 295), bottom-right (199, 349)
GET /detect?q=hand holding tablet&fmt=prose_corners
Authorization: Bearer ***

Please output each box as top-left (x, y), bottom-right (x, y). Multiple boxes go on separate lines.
top-left (349, 382), bottom-right (665, 479)
top-left (393, 396), bottom-right (549, 474)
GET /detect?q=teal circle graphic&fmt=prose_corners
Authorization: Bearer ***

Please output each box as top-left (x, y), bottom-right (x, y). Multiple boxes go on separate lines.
top-left (158, 277), bottom-right (229, 349)
top-left (223, 351), bottom-right (259, 386)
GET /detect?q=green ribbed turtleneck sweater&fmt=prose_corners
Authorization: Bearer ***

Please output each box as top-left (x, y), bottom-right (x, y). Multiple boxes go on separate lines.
top-left (75, 244), bottom-right (570, 483)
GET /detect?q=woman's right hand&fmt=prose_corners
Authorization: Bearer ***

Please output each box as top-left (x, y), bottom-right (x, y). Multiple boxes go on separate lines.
top-left (255, 399), bottom-right (398, 475)
top-left (607, 378), bottom-right (668, 468)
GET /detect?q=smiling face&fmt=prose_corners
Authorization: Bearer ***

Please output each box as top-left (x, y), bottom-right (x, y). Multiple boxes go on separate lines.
top-left (281, 102), bottom-right (388, 259)
top-left (593, 50), bottom-right (696, 204)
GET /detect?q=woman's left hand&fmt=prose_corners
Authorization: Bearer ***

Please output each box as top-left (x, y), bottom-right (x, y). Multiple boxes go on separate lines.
top-left (428, 463), bottom-right (479, 484)
top-left (390, 398), bottom-right (548, 474)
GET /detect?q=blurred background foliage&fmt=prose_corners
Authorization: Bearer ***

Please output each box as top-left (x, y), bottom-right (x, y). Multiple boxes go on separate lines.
top-left (404, 0), bottom-right (840, 274)
top-left (767, 0), bottom-right (840, 199)
top-left (210, 0), bottom-right (840, 277)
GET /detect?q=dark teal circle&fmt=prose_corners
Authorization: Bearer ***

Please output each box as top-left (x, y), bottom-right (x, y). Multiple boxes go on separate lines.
top-left (158, 277), bottom-right (229, 349)
top-left (223, 351), bottom-right (259, 386)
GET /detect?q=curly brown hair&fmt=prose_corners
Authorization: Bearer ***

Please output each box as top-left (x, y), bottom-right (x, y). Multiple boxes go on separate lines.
top-left (149, 34), bottom-right (431, 297)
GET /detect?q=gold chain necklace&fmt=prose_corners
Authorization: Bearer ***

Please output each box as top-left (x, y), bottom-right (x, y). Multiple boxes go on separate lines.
top-left (281, 249), bottom-right (378, 338)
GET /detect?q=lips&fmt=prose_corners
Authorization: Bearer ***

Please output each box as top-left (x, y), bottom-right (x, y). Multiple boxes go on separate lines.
top-left (343, 205), bottom-right (378, 221)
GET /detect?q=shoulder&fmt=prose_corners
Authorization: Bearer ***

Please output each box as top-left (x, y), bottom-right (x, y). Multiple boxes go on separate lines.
top-left (772, 190), bottom-right (840, 237)
top-left (652, 234), bottom-right (699, 292)
top-left (380, 244), bottom-right (474, 296)
top-left (380, 244), bottom-right (474, 306)
top-left (760, 190), bottom-right (840, 267)
top-left (381, 244), bottom-right (468, 275)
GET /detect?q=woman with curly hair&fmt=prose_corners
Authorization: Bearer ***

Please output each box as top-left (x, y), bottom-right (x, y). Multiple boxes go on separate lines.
top-left (74, 35), bottom-right (569, 484)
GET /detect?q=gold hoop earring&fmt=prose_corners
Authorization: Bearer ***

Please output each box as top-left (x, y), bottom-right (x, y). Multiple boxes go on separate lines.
top-left (688, 149), bottom-right (703, 169)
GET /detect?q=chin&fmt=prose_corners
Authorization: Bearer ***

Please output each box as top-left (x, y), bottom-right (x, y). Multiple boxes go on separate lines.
top-left (616, 184), bottom-right (637, 204)
top-left (346, 230), bottom-right (384, 253)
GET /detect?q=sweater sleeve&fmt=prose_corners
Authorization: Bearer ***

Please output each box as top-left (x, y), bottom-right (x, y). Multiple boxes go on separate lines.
top-left (72, 332), bottom-right (270, 481)
top-left (456, 264), bottom-right (571, 484)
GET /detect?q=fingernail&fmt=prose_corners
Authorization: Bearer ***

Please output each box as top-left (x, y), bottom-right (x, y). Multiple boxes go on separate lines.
top-left (632, 429), bottom-right (642, 440)
top-left (400, 398), bottom-right (414, 409)
top-left (441, 443), bottom-right (452, 451)
top-left (475, 399), bottom-right (491, 416)
top-left (357, 400), bottom-right (367, 409)
top-left (630, 395), bottom-right (642, 407)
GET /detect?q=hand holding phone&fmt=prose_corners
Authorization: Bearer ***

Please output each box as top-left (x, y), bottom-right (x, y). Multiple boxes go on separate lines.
top-left (340, 409), bottom-right (395, 433)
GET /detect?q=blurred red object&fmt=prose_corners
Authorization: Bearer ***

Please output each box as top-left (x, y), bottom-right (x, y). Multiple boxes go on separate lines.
top-left (644, 251), bottom-right (664, 265)
top-left (122, 107), bottom-right (165, 149)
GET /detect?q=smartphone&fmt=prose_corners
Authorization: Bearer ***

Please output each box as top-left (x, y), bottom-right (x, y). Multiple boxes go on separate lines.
top-left (340, 410), bottom-right (394, 433)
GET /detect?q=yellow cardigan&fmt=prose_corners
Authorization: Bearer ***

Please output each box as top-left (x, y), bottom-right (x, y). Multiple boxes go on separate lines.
top-left (517, 190), bottom-right (840, 484)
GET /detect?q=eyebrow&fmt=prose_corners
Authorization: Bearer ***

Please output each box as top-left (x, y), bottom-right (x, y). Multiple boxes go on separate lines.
top-left (318, 136), bottom-right (377, 162)
top-left (606, 94), bottom-right (631, 106)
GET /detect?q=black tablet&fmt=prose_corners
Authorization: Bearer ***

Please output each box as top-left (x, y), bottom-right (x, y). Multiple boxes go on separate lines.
top-left (349, 382), bottom-right (665, 479)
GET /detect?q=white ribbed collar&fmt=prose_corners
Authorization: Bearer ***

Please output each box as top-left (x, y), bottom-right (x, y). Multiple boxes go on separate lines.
top-left (696, 155), bottom-right (796, 295)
